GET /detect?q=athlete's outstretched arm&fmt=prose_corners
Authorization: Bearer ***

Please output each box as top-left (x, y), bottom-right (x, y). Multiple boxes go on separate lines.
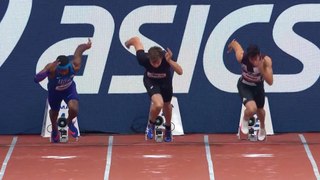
top-left (73, 38), bottom-right (92, 73)
top-left (260, 56), bottom-right (273, 85)
top-left (165, 48), bottom-right (183, 75)
top-left (125, 36), bottom-right (144, 51)
top-left (227, 39), bottom-right (244, 63)
top-left (34, 60), bottom-right (59, 83)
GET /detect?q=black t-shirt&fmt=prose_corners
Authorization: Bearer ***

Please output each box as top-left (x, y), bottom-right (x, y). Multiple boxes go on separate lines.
top-left (136, 50), bottom-right (172, 83)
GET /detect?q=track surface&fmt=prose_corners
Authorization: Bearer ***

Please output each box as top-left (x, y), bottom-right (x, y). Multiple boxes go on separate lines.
top-left (1, 133), bottom-right (319, 180)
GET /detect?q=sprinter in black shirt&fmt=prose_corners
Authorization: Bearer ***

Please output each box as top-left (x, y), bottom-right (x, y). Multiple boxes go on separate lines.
top-left (228, 39), bottom-right (273, 141)
top-left (125, 36), bottom-right (183, 142)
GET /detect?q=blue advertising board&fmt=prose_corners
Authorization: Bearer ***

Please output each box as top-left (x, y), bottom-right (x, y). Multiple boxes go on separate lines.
top-left (0, 0), bottom-right (319, 134)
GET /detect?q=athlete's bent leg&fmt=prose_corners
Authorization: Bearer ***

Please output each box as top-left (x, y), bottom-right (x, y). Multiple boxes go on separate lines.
top-left (49, 109), bottom-right (59, 143)
top-left (67, 99), bottom-right (79, 123)
top-left (256, 108), bottom-right (266, 141)
top-left (241, 100), bottom-right (257, 134)
top-left (145, 94), bottom-right (163, 139)
top-left (149, 94), bottom-right (164, 123)
top-left (67, 99), bottom-right (79, 138)
top-left (162, 102), bottom-right (173, 142)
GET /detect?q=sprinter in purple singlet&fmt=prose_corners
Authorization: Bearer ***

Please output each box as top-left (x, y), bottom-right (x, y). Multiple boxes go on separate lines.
top-left (34, 39), bottom-right (92, 143)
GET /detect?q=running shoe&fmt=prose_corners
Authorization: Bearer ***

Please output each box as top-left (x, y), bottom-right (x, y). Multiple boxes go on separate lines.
top-left (240, 118), bottom-right (249, 134)
top-left (145, 123), bottom-right (155, 140)
top-left (51, 130), bottom-right (60, 143)
top-left (68, 122), bottom-right (79, 138)
top-left (258, 128), bottom-right (266, 141)
top-left (164, 129), bottom-right (172, 142)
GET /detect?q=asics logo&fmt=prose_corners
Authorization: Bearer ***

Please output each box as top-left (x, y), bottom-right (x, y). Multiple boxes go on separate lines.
top-left (1, 3), bottom-right (319, 94)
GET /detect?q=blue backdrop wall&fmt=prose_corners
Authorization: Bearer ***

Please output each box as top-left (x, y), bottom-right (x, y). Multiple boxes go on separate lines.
top-left (0, 0), bottom-right (319, 134)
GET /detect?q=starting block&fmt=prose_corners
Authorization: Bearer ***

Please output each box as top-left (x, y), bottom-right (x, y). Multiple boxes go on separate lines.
top-left (144, 115), bottom-right (168, 143)
top-left (238, 115), bottom-right (260, 141)
top-left (41, 99), bottom-right (80, 142)
top-left (153, 115), bottom-right (174, 143)
top-left (154, 116), bottom-right (165, 143)
top-left (57, 113), bottom-right (68, 143)
top-left (237, 96), bottom-right (274, 141)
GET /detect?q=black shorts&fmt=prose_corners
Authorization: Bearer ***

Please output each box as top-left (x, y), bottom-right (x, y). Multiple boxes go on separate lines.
top-left (143, 77), bottom-right (173, 103)
top-left (237, 78), bottom-right (265, 108)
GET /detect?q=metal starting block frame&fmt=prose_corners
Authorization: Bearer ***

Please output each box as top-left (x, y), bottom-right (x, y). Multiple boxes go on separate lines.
top-left (145, 115), bottom-right (174, 143)
top-left (154, 116), bottom-right (165, 143)
top-left (237, 116), bottom-right (265, 142)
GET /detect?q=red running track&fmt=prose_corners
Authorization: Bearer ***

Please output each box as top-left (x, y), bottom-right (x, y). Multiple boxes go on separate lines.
top-left (0, 133), bottom-right (319, 180)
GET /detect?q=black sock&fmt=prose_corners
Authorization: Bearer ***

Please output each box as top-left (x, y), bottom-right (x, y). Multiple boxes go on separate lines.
top-left (165, 124), bottom-right (171, 131)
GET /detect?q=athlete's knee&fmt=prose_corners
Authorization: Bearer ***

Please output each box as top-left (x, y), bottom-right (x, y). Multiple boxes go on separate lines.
top-left (245, 106), bottom-right (257, 115)
top-left (67, 100), bottom-right (79, 114)
top-left (250, 106), bottom-right (257, 113)
top-left (68, 106), bottom-right (79, 116)
top-left (153, 101), bottom-right (164, 111)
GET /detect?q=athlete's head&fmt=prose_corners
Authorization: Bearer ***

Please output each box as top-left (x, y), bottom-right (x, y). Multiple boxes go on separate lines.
top-left (247, 44), bottom-right (261, 66)
top-left (148, 46), bottom-right (163, 68)
top-left (56, 55), bottom-right (71, 76)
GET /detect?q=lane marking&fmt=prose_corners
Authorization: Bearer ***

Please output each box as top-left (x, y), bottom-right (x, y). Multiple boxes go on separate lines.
top-left (143, 155), bottom-right (172, 158)
top-left (41, 156), bottom-right (76, 159)
top-left (204, 135), bottom-right (215, 180)
top-left (242, 154), bottom-right (274, 158)
top-left (104, 136), bottom-right (113, 180)
top-left (299, 134), bottom-right (320, 179)
top-left (0, 136), bottom-right (18, 180)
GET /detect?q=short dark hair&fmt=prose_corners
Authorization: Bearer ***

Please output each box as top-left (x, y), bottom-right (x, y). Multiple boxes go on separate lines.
top-left (56, 55), bottom-right (69, 66)
top-left (246, 44), bottom-right (260, 58)
top-left (148, 46), bottom-right (163, 61)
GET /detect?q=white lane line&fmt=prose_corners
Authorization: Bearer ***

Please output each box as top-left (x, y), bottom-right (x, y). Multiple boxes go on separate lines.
top-left (299, 134), bottom-right (320, 179)
top-left (0, 136), bottom-right (18, 180)
top-left (104, 136), bottom-right (114, 180)
top-left (41, 156), bottom-right (76, 159)
top-left (204, 135), bottom-right (215, 180)
top-left (242, 154), bottom-right (274, 158)
top-left (143, 155), bottom-right (172, 158)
